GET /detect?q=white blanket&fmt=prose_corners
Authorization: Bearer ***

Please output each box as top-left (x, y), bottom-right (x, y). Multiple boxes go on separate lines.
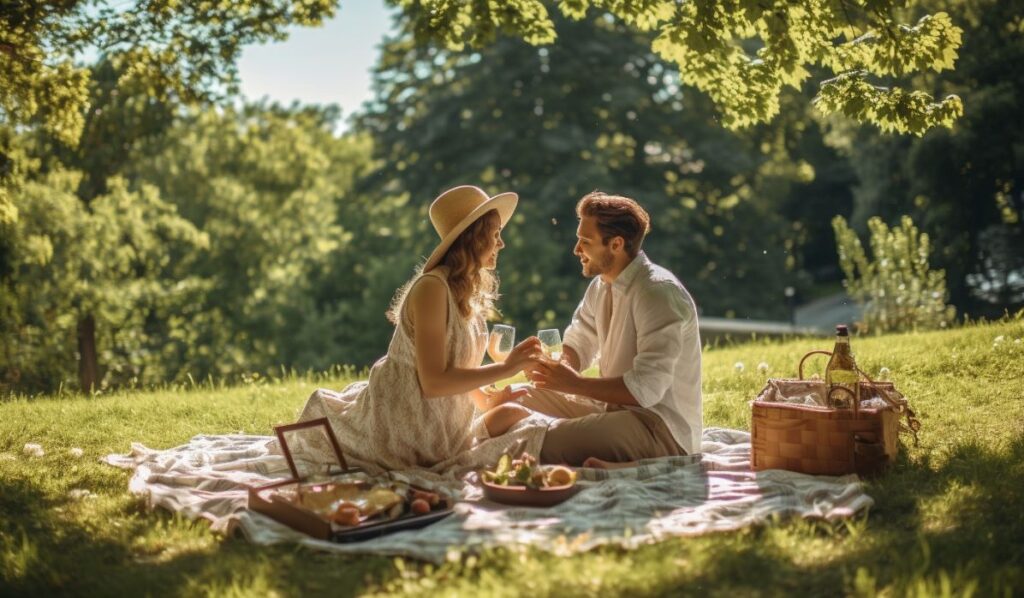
top-left (103, 428), bottom-right (873, 562)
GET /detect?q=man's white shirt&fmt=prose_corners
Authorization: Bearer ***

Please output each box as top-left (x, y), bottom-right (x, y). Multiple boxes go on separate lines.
top-left (563, 251), bottom-right (703, 455)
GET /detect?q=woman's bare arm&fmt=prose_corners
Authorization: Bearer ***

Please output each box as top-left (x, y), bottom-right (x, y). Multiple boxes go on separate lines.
top-left (410, 275), bottom-right (539, 398)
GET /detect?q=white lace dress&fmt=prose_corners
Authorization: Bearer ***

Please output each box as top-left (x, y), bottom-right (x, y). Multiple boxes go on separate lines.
top-left (296, 267), bottom-right (548, 477)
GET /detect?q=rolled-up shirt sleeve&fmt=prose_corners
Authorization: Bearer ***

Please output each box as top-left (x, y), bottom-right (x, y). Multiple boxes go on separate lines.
top-left (563, 279), bottom-right (601, 371)
top-left (622, 283), bottom-right (694, 408)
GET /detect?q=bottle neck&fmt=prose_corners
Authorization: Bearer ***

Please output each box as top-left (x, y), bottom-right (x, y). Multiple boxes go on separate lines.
top-left (832, 334), bottom-right (854, 361)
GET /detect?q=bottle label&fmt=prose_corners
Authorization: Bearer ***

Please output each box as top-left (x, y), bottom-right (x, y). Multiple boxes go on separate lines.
top-left (828, 369), bottom-right (859, 384)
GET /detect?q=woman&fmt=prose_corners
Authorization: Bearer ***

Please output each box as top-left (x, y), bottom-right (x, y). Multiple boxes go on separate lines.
top-left (297, 185), bottom-right (545, 474)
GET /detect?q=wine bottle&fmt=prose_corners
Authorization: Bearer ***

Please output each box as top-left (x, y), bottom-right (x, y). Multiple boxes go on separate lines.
top-left (825, 324), bottom-right (859, 407)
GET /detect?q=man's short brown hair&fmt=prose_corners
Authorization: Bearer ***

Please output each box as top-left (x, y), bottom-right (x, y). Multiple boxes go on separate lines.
top-left (576, 191), bottom-right (651, 257)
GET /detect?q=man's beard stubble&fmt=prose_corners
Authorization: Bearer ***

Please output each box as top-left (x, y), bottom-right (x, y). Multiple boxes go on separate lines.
top-left (583, 251), bottom-right (614, 278)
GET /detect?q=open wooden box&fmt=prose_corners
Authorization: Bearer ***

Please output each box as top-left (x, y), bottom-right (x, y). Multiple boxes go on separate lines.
top-left (248, 418), bottom-right (454, 543)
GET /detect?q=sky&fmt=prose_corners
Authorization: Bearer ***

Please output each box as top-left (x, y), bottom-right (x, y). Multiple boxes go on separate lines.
top-left (237, 1), bottom-right (397, 129)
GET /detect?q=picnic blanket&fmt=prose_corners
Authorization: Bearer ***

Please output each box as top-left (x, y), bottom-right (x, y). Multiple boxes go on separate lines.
top-left (102, 428), bottom-right (873, 562)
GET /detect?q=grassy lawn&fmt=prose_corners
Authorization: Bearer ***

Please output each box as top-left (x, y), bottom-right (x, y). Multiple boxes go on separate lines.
top-left (2, 317), bottom-right (1023, 596)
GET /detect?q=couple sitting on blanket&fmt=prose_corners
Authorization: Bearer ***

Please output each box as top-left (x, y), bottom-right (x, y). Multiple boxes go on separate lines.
top-left (297, 185), bottom-right (701, 474)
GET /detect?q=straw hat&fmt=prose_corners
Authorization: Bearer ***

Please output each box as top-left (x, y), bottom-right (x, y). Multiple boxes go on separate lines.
top-left (422, 185), bottom-right (518, 271)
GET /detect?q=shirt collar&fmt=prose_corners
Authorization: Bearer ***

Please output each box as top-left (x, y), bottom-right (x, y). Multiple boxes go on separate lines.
top-left (610, 251), bottom-right (648, 292)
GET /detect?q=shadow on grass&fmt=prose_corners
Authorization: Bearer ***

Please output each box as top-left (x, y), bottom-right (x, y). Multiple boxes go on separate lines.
top-left (387, 433), bottom-right (1024, 596)
top-left (849, 433), bottom-right (1024, 591)
top-left (0, 471), bottom-right (398, 597)
top-left (655, 433), bottom-right (1024, 595)
top-left (4, 434), bottom-right (1022, 596)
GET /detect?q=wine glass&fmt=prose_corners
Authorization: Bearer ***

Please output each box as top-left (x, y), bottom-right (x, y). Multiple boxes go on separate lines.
top-left (537, 328), bottom-right (563, 362)
top-left (488, 324), bottom-right (515, 364)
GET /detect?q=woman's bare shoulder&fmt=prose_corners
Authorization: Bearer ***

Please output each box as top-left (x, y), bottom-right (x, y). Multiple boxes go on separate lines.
top-left (407, 272), bottom-right (449, 313)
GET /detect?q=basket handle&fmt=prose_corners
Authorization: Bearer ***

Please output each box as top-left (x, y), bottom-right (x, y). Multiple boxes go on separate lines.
top-left (798, 350), bottom-right (833, 380)
top-left (797, 350), bottom-right (921, 444)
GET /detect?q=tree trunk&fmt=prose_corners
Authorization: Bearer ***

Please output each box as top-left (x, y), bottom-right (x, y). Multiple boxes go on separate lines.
top-left (78, 314), bottom-right (99, 392)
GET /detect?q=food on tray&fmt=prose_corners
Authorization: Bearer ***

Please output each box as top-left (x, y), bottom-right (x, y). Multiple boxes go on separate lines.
top-left (412, 489), bottom-right (440, 507)
top-left (278, 481), bottom-right (445, 527)
top-left (410, 498), bottom-right (430, 515)
top-left (331, 504), bottom-right (361, 526)
top-left (481, 452), bottom-right (577, 489)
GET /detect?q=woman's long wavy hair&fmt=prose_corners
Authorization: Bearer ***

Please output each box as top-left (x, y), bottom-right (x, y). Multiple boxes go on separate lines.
top-left (388, 209), bottom-right (501, 324)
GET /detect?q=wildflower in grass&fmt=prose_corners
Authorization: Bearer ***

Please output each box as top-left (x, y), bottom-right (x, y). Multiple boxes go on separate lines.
top-left (1015, 338), bottom-right (1022, 345)
top-left (69, 489), bottom-right (95, 501)
top-left (69, 447), bottom-right (84, 458)
top-left (993, 335), bottom-right (1005, 345)
top-left (878, 367), bottom-right (891, 379)
top-left (757, 362), bottom-right (770, 374)
top-left (734, 362), bottom-right (745, 373)
top-left (23, 443), bottom-right (44, 458)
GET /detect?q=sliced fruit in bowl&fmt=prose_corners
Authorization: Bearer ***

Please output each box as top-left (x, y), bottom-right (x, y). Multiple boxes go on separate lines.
top-left (479, 452), bottom-right (580, 507)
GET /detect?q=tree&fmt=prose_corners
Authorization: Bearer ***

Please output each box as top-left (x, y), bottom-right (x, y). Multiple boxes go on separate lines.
top-left (833, 214), bottom-right (955, 332)
top-left (832, 0), bottom-right (1024, 316)
top-left (131, 103), bottom-right (375, 380)
top-left (0, 169), bottom-right (206, 393)
top-left (2, 0), bottom-right (340, 390)
top-left (1, 102), bottom-right (376, 392)
top-left (392, 0), bottom-right (965, 135)
top-left (0, 0), bottom-right (337, 224)
top-left (358, 13), bottom-right (820, 335)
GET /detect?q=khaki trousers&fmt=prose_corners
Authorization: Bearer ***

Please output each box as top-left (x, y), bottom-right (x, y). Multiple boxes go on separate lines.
top-left (520, 388), bottom-right (685, 465)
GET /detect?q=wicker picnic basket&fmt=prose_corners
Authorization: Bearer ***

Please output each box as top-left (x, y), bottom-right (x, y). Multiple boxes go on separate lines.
top-left (751, 350), bottom-right (921, 477)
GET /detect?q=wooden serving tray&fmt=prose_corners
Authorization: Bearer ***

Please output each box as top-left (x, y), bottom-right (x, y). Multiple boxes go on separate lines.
top-left (248, 479), bottom-right (454, 542)
top-left (247, 418), bottom-right (455, 542)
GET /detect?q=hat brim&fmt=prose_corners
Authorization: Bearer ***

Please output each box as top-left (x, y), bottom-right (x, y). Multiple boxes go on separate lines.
top-left (423, 192), bottom-right (518, 272)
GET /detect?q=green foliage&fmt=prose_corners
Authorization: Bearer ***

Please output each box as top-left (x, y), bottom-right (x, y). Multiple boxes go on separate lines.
top-left (394, 0), bottom-right (965, 135)
top-left (395, 0), bottom-right (557, 49)
top-left (814, 70), bottom-right (963, 135)
top-left (831, 0), bottom-right (1024, 315)
top-left (832, 215), bottom-right (955, 333)
top-left (2, 321), bottom-right (1023, 594)
top-left (0, 169), bottom-right (206, 392)
top-left (360, 14), bottom-right (811, 329)
top-left (0, 1), bottom-right (90, 147)
top-left (1, 103), bottom-right (375, 392)
top-left (3, 0), bottom-right (1021, 393)
top-left (0, 128), bottom-right (38, 225)
top-left (0, 0), bottom-right (338, 223)
top-left (0, 0), bottom-right (337, 145)
top-left (130, 104), bottom-right (376, 381)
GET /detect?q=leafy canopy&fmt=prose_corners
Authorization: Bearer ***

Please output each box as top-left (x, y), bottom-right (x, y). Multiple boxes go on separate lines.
top-left (393, 0), bottom-right (964, 135)
top-left (0, 0), bottom-right (336, 224)
top-left (359, 13), bottom-right (815, 327)
top-left (0, 0), bottom-right (336, 146)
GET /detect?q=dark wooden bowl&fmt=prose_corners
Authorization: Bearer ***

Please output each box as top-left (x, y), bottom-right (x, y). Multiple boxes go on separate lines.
top-left (480, 478), bottom-right (581, 507)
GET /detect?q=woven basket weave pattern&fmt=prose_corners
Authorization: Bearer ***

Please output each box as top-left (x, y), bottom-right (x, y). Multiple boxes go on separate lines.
top-left (750, 351), bottom-right (913, 476)
top-left (751, 398), bottom-right (899, 475)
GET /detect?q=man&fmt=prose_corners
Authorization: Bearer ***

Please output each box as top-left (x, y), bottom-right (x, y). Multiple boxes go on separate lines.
top-left (524, 191), bottom-right (702, 466)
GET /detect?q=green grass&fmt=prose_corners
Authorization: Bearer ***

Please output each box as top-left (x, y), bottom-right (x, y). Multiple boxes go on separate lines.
top-left (2, 318), bottom-right (1023, 596)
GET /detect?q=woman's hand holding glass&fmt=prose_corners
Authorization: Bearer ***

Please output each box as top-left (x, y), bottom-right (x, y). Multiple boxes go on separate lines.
top-left (484, 324), bottom-right (540, 397)
top-left (505, 336), bottom-right (543, 372)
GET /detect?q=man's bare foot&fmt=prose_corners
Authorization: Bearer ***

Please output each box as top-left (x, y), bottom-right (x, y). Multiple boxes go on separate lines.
top-left (582, 456), bottom-right (638, 469)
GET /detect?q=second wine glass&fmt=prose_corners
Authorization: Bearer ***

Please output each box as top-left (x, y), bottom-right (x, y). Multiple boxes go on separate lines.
top-left (537, 328), bottom-right (563, 361)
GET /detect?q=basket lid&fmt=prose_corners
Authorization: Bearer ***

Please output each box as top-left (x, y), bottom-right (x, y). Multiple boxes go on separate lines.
top-left (274, 418), bottom-right (350, 479)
